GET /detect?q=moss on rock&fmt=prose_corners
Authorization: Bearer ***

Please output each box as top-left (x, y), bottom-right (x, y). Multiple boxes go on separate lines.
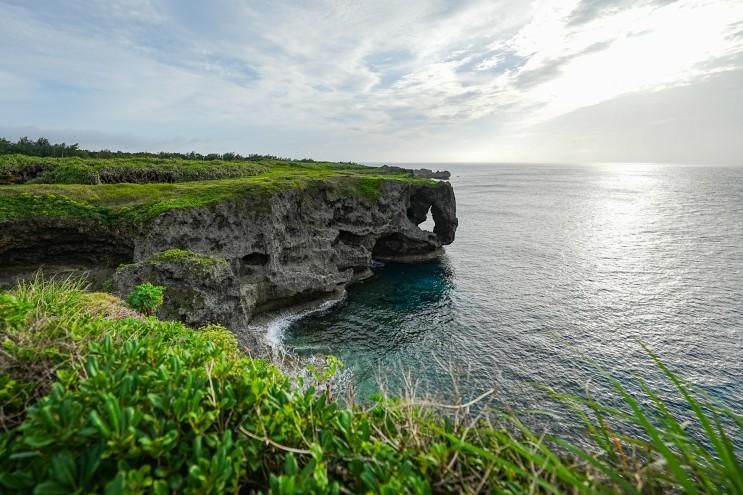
top-left (151, 248), bottom-right (229, 270)
top-left (0, 162), bottom-right (431, 227)
top-left (113, 249), bottom-right (248, 330)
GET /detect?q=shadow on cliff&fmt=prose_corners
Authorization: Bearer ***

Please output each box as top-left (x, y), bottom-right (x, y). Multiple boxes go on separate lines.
top-left (0, 218), bottom-right (134, 290)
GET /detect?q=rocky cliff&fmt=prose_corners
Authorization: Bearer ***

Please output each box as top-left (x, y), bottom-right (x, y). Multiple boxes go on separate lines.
top-left (1, 177), bottom-right (457, 333)
top-left (114, 179), bottom-right (457, 330)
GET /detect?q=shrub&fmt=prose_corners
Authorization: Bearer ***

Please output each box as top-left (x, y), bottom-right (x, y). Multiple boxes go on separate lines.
top-left (126, 283), bottom-right (165, 315)
top-left (153, 249), bottom-right (227, 270)
top-left (1, 278), bottom-right (741, 494)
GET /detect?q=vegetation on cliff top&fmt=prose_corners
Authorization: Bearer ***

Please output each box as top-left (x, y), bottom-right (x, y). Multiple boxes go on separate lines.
top-left (0, 153), bottom-right (380, 186)
top-left (0, 137), bottom-right (379, 186)
top-left (0, 136), bottom-right (340, 164)
top-left (0, 277), bottom-right (740, 494)
top-left (0, 153), bottom-right (269, 185)
top-left (149, 249), bottom-right (228, 269)
top-left (0, 162), bottom-right (432, 226)
top-left (0, 138), bottom-right (435, 226)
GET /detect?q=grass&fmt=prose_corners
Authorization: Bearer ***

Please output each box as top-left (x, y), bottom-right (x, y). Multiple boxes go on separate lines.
top-left (0, 161), bottom-right (432, 226)
top-left (0, 276), bottom-right (740, 494)
top-left (115, 250), bottom-right (230, 283)
top-left (0, 154), bottom-right (371, 185)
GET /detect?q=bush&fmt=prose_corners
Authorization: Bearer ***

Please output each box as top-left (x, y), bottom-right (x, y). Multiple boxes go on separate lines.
top-left (126, 283), bottom-right (165, 315)
top-left (0, 278), bottom-right (741, 494)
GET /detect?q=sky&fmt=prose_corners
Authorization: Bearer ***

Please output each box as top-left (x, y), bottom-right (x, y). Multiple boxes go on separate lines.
top-left (1, 0), bottom-right (743, 164)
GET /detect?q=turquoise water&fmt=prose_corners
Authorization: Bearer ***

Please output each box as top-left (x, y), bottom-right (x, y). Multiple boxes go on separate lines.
top-left (284, 163), bottom-right (743, 418)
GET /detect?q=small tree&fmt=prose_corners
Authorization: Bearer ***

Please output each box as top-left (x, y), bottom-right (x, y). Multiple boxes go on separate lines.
top-left (127, 283), bottom-right (165, 316)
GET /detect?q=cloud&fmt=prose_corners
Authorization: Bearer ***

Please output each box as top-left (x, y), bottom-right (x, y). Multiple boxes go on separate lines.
top-left (566, 0), bottom-right (677, 25)
top-left (485, 68), bottom-right (743, 165)
top-left (0, 0), bottom-right (742, 162)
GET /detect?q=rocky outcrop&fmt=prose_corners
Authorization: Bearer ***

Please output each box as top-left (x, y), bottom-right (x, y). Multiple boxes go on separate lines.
top-left (1, 178), bottom-right (457, 330)
top-left (412, 168), bottom-right (451, 180)
top-left (378, 165), bottom-right (451, 180)
top-left (116, 179), bottom-right (456, 326)
top-left (406, 183), bottom-right (457, 244)
top-left (114, 251), bottom-right (251, 330)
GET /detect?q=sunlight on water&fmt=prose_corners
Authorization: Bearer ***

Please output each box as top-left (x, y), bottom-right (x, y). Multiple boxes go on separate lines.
top-left (284, 163), bottom-right (743, 423)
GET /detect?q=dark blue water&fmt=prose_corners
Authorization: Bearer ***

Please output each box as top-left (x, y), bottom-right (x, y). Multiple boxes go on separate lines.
top-left (284, 163), bottom-right (743, 418)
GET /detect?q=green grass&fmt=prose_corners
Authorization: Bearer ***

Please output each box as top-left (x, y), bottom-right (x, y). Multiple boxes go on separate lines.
top-left (0, 154), bottom-right (378, 185)
top-left (0, 277), bottom-right (740, 494)
top-left (115, 250), bottom-right (230, 283)
top-left (0, 154), bottom-right (334, 185)
top-left (151, 249), bottom-right (228, 269)
top-left (0, 165), bottom-right (431, 226)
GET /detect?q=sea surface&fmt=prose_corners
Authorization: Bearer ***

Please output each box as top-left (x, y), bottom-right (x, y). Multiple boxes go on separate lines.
top-left (281, 163), bottom-right (742, 424)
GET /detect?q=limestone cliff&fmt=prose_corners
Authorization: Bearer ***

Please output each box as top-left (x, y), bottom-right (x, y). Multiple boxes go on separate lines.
top-left (0, 177), bottom-right (457, 331)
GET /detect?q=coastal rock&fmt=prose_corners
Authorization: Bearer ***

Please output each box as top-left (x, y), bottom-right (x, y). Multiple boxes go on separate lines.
top-left (412, 168), bottom-right (451, 180)
top-left (0, 178), bottom-right (457, 329)
top-left (113, 250), bottom-right (252, 330)
top-left (124, 179), bottom-right (457, 321)
top-left (379, 165), bottom-right (451, 180)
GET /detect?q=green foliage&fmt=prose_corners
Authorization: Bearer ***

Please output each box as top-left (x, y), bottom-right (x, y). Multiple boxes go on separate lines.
top-left (198, 324), bottom-right (242, 361)
top-left (126, 283), bottom-right (164, 315)
top-left (0, 136), bottom-right (365, 166)
top-left (153, 249), bottom-right (227, 269)
top-left (0, 161), bottom-right (429, 225)
top-left (0, 153), bottom-right (269, 185)
top-left (306, 354), bottom-right (344, 383)
top-left (0, 136), bottom-right (82, 160)
top-left (0, 192), bottom-right (110, 224)
top-left (0, 275), bottom-right (97, 428)
top-left (1, 277), bottom-right (739, 494)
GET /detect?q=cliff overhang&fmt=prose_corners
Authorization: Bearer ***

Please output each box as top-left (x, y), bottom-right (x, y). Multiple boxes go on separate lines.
top-left (0, 172), bottom-right (457, 333)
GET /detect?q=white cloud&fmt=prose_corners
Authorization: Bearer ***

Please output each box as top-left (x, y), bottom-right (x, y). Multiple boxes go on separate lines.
top-left (0, 0), bottom-right (742, 162)
top-left (515, 0), bottom-right (743, 123)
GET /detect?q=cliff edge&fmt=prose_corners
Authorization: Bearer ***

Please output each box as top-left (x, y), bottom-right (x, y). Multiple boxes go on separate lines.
top-left (0, 157), bottom-right (457, 334)
top-left (112, 179), bottom-right (457, 331)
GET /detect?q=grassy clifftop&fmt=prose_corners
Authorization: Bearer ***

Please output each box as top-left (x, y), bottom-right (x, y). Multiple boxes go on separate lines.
top-left (0, 154), bottom-right (371, 185)
top-left (0, 155), bottom-right (432, 226)
top-left (0, 277), bottom-right (740, 493)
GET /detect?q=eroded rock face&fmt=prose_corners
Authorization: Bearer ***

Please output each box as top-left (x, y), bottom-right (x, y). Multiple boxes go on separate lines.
top-left (0, 178), bottom-right (457, 329)
top-left (407, 183), bottom-right (458, 244)
top-left (118, 179), bottom-right (457, 326)
top-left (114, 254), bottom-right (252, 330)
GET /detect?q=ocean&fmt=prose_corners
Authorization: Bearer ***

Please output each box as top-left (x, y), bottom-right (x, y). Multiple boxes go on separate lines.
top-left (280, 163), bottom-right (742, 422)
